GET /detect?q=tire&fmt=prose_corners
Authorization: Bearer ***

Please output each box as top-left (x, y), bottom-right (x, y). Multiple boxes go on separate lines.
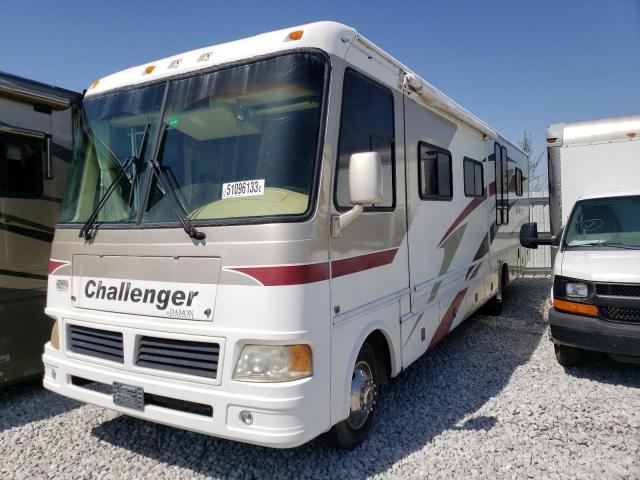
top-left (484, 265), bottom-right (508, 316)
top-left (325, 343), bottom-right (379, 450)
top-left (554, 344), bottom-right (585, 368)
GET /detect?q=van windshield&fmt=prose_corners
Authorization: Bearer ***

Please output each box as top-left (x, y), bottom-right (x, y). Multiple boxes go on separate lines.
top-left (564, 195), bottom-right (640, 249)
top-left (59, 52), bottom-right (326, 225)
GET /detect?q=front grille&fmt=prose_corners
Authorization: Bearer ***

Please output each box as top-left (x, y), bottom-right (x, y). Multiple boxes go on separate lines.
top-left (600, 306), bottom-right (640, 324)
top-left (136, 336), bottom-right (219, 379)
top-left (596, 283), bottom-right (640, 297)
top-left (67, 325), bottom-right (124, 363)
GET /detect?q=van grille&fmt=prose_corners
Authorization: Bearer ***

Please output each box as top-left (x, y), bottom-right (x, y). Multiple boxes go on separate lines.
top-left (67, 325), bottom-right (124, 363)
top-left (600, 306), bottom-right (640, 324)
top-left (136, 336), bottom-right (219, 379)
top-left (596, 283), bottom-right (640, 298)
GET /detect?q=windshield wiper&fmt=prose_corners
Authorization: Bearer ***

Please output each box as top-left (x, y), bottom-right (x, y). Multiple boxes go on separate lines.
top-left (569, 241), bottom-right (640, 250)
top-left (148, 124), bottom-right (205, 241)
top-left (600, 242), bottom-right (640, 250)
top-left (79, 123), bottom-right (150, 240)
top-left (147, 157), bottom-right (206, 241)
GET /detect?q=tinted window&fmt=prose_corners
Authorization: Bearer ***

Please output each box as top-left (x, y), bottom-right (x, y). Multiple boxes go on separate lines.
top-left (419, 142), bottom-right (452, 200)
top-left (335, 69), bottom-right (395, 209)
top-left (0, 132), bottom-right (43, 197)
top-left (463, 157), bottom-right (483, 197)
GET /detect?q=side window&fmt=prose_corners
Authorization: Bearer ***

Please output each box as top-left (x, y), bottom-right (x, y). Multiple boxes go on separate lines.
top-left (0, 131), bottom-right (44, 198)
top-left (418, 142), bottom-right (452, 200)
top-left (335, 68), bottom-right (395, 209)
top-left (515, 167), bottom-right (523, 196)
top-left (502, 147), bottom-right (509, 224)
top-left (463, 156), bottom-right (484, 197)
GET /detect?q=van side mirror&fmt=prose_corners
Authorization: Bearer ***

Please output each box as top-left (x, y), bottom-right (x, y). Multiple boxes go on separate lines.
top-left (520, 222), bottom-right (559, 249)
top-left (331, 152), bottom-right (382, 237)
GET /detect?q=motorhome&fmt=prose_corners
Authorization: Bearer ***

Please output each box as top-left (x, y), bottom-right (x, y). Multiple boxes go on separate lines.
top-left (0, 72), bottom-right (81, 385)
top-left (43, 22), bottom-right (529, 448)
top-left (521, 114), bottom-right (640, 366)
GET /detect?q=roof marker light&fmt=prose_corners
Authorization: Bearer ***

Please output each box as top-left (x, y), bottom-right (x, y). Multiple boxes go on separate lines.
top-left (89, 80), bottom-right (100, 90)
top-left (168, 59), bottom-right (182, 69)
top-left (627, 132), bottom-right (637, 139)
top-left (144, 65), bottom-right (156, 75)
top-left (288, 30), bottom-right (304, 41)
top-left (198, 52), bottom-right (213, 62)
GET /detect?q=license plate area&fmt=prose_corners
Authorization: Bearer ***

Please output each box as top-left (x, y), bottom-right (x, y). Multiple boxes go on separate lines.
top-left (113, 382), bottom-right (144, 411)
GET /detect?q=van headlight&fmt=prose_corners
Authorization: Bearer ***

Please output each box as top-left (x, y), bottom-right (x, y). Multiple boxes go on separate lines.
top-left (233, 344), bottom-right (312, 382)
top-left (566, 282), bottom-right (589, 298)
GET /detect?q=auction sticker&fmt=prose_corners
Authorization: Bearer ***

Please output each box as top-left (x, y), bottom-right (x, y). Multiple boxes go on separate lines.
top-left (222, 179), bottom-right (265, 199)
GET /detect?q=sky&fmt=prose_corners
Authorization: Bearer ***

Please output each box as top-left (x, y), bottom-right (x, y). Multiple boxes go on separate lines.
top-left (1, 0), bottom-right (639, 186)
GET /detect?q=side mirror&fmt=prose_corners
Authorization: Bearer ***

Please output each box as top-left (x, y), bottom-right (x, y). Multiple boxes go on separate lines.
top-left (331, 152), bottom-right (382, 237)
top-left (348, 152), bottom-right (383, 205)
top-left (520, 222), bottom-right (540, 249)
top-left (520, 222), bottom-right (559, 249)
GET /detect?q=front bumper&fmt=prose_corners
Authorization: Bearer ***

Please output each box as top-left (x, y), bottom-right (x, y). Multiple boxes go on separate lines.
top-left (549, 307), bottom-right (640, 357)
top-left (42, 343), bottom-right (323, 448)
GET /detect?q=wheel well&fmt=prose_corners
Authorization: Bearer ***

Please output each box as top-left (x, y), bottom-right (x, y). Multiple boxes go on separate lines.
top-left (365, 330), bottom-right (391, 385)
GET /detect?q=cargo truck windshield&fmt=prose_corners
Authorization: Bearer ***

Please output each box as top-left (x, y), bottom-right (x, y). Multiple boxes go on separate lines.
top-left (564, 195), bottom-right (640, 249)
top-left (60, 52), bottom-right (326, 226)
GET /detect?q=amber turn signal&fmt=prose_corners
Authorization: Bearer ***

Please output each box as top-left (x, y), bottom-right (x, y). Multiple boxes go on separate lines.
top-left (288, 30), bottom-right (304, 41)
top-left (554, 298), bottom-right (598, 316)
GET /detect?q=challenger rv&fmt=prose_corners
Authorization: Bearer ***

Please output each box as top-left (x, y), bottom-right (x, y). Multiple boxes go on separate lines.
top-left (0, 72), bottom-right (80, 385)
top-left (43, 22), bottom-right (528, 448)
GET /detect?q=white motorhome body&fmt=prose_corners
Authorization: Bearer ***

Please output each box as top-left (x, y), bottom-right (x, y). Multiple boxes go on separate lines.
top-left (43, 22), bottom-right (529, 448)
top-left (0, 72), bottom-right (80, 385)
top-left (521, 115), bottom-right (640, 366)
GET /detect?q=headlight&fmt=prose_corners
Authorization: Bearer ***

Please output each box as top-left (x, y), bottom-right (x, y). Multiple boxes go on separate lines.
top-left (566, 282), bottom-right (589, 298)
top-left (233, 344), bottom-right (312, 382)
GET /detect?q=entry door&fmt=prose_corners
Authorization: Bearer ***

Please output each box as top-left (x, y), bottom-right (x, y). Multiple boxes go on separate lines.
top-left (329, 69), bottom-right (407, 318)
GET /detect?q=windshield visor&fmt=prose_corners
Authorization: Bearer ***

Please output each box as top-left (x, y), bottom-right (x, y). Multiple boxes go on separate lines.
top-left (564, 195), bottom-right (640, 248)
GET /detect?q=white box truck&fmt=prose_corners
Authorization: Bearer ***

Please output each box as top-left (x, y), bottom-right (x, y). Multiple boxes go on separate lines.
top-left (521, 114), bottom-right (640, 366)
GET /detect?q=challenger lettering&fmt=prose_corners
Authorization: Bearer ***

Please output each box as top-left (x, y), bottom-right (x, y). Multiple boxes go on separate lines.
top-left (84, 280), bottom-right (199, 311)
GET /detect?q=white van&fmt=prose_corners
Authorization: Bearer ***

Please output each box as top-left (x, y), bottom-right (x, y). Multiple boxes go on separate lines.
top-left (43, 22), bottom-right (529, 448)
top-left (521, 115), bottom-right (640, 366)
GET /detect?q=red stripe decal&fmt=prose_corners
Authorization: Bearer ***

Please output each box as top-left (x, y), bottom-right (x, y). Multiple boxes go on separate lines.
top-left (438, 196), bottom-right (485, 247)
top-left (48, 259), bottom-right (69, 275)
top-left (438, 181), bottom-right (496, 247)
top-left (331, 248), bottom-right (398, 278)
top-left (488, 180), bottom-right (496, 197)
top-left (229, 248), bottom-right (398, 286)
top-left (469, 264), bottom-right (481, 280)
top-left (231, 262), bottom-right (330, 286)
top-left (428, 288), bottom-right (468, 349)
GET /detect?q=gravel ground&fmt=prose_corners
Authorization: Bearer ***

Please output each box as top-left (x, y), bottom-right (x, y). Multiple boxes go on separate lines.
top-left (1, 277), bottom-right (639, 480)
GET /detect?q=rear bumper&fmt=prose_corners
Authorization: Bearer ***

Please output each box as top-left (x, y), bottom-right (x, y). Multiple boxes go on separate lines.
top-left (549, 307), bottom-right (640, 357)
top-left (42, 343), bottom-right (324, 448)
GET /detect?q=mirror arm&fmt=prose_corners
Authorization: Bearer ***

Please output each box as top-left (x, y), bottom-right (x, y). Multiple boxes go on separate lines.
top-left (331, 205), bottom-right (364, 237)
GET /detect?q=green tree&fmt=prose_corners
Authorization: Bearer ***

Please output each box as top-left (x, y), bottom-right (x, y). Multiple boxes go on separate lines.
top-left (519, 131), bottom-right (546, 192)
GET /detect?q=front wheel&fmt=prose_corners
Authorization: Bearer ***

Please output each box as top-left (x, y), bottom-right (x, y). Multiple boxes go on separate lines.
top-left (554, 344), bottom-right (585, 367)
top-left (325, 343), bottom-right (379, 450)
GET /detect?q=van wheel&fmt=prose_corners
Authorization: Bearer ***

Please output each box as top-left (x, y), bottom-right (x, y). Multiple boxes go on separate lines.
top-left (554, 344), bottom-right (585, 367)
top-left (325, 343), bottom-right (378, 450)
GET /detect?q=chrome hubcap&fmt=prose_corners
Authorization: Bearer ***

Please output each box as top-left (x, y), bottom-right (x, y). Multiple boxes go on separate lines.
top-left (348, 360), bottom-right (377, 429)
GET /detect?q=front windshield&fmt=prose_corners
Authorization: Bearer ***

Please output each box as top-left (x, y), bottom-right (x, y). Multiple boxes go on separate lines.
top-left (60, 52), bottom-right (326, 226)
top-left (564, 195), bottom-right (640, 248)
top-left (59, 83), bottom-right (165, 223)
top-left (143, 53), bottom-right (325, 223)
